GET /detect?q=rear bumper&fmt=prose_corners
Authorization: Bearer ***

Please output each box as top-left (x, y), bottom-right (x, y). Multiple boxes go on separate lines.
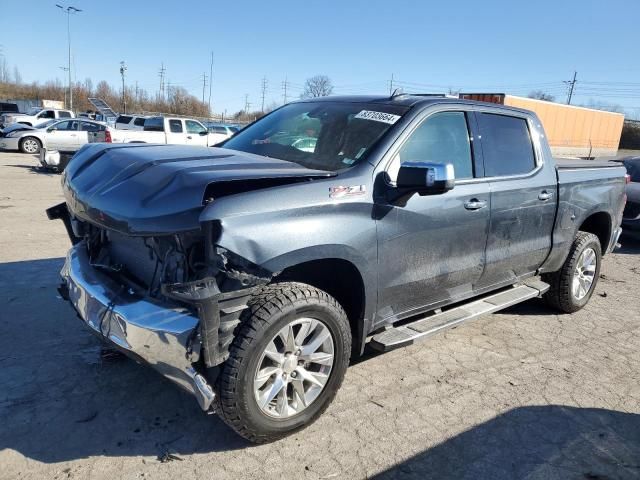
top-left (60, 243), bottom-right (216, 410)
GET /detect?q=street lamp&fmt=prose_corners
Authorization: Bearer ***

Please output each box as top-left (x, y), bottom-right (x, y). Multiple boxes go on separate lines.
top-left (56, 4), bottom-right (82, 111)
top-left (120, 61), bottom-right (127, 114)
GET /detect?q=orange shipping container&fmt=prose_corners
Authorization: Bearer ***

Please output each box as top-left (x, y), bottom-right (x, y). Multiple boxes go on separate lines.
top-left (460, 94), bottom-right (625, 158)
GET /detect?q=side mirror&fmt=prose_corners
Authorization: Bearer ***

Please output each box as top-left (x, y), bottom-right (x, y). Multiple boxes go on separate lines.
top-left (396, 162), bottom-right (455, 195)
top-left (47, 127), bottom-right (57, 133)
top-left (199, 130), bottom-right (208, 136)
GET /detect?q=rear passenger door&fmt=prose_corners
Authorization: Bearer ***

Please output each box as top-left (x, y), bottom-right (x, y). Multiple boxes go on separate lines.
top-left (166, 119), bottom-right (186, 144)
top-left (474, 111), bottom-right (557, 290)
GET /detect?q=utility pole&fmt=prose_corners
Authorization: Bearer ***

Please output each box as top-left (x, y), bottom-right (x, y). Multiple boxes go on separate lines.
top-left (119, 61), bottom-right (127, 114)
top-left (59, 66), bottom-right (69, 108)
top-left (565, 71), bottom-right (577, 105)
top-left (260, 76), bottom-right (267, 113)
top-left (201, 72), bottom-right (208, 104)
top-left (56, 4), bottom-right (82, 111)
top-left (208, 51), bottom-right (213, 115)
top-left (389, 73), bottom-right (394, 95)
top-left (282, 77), bottom-right (289, 104)
top-left (244, 94), bottom-right (250, 113)
top-left (158, 62), bottom-right (166, 102)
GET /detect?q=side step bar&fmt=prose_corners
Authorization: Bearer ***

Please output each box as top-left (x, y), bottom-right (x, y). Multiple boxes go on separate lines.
top-left (369, 279), bottom-right (550, 352)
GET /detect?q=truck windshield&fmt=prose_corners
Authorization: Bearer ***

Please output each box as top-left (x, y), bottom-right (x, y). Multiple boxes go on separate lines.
top-left (222, 101), bottom-right (409, 171)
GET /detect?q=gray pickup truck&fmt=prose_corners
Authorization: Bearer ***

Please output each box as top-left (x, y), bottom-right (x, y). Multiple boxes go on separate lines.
top-left (48, 95), bottom-right (627, 443)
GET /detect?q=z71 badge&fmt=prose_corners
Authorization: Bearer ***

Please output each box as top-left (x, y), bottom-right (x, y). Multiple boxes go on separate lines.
top-left (329, 185), bottom-right (366, 199)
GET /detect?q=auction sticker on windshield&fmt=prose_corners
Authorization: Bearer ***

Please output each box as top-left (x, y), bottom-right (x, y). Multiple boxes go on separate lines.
top-left (354, 110), bottom-right (401, 125)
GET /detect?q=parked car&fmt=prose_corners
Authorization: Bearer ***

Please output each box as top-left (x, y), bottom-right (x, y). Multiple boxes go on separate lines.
top-left (49, 95), bottom-right (626, 443)
top-left (114, 114), bottom-right (149, 131)
top-left (205, 122), bottom-right (240, 142)
top-left (0, 102), bottom-right (20, 127)
top-left (616, 156), bottom-right (640, 234)
top-left (114, 116), bottom-right (221, 146)
top-left (0, 107), bottom-right (75, 127)
top-left (0, 118), bottom-right (110, 155)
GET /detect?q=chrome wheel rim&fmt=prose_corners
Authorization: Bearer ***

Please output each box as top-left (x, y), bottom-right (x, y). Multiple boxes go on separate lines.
top-left (23, 139), bottom-right (39, 153)
top-left (254, 318), bottom-right (334, 419)
top-left (573, 247), bottom-right (597, 300)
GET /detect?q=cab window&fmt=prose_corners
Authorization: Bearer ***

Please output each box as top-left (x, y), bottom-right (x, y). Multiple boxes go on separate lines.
top-left (388, 111), bottom-right (474, 182)
top-left (186, 120), bottom-right (206, 134)
top-left (477, 113), bottom-right (536, 177)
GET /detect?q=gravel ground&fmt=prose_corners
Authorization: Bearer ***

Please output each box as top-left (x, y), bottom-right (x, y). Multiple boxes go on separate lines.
top-left (0, 150), bottom-right (639, 480)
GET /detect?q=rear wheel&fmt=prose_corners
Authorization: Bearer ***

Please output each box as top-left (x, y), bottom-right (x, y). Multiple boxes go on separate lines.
top-left (216, 282), bottom-right (351, 443)
top-left (19, 136), bottom-right (41, 154)
top-left (543, 231), bottom-right (601, 313)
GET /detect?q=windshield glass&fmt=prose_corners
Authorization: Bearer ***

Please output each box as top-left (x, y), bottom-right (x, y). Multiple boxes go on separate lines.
top-left (35, 119), bottom-right (58, 129)
top-left (222, 101), bottom-right (409, 171)
top-left (27, 107), bottom-right (42, 115)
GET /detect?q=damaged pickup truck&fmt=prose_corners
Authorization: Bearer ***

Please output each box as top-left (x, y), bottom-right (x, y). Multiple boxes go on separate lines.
top-left (49, 95), bottom-right (627, 443)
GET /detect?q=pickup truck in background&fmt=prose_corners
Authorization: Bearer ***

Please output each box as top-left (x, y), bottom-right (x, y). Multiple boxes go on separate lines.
top-left (0, 107), bottom-right (75, 127)
top-left (49, 95), bottom-right (627, 443)
top-left (113, 116), bottom-right (225, 146)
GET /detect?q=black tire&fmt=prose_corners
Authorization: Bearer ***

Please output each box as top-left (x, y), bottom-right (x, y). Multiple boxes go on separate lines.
top-left (19, 136), bottom-right (41, 154)
top-left (216, 282), bottom-right (351, 443)
top-left (543, 231), bottom-right (602, 313)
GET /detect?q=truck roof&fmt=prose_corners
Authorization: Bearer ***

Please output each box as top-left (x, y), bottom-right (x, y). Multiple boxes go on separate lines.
top-left (293, 94), bottom-right (535, 116)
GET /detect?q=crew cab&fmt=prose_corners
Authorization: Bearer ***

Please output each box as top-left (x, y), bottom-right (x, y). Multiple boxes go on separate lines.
top-left (0, 107), bottom-right (75, 127)
top-left (113, 116), bottom-right (222, 146)
top-left (48, 95), bottom-right (626, 443)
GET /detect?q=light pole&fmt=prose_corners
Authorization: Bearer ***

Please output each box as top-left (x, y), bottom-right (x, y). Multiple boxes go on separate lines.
top-left (56, 4), bottom-right (81, 111)
top-left (59, 66), bottom-right (69, 107)
top-left (120, 61), bottom-right (127, 114)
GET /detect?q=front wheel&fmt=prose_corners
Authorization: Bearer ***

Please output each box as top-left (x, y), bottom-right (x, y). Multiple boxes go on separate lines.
top-left (216, 282), bottom-right (352, 443)
top-left (543, 231), bottom-right (602, 313)
top-left (19, 136), bottom-right (41, 154)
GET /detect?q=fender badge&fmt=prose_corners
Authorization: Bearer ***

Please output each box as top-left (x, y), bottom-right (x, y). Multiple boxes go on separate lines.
top-left (329, 185), bottom-right (366, 199)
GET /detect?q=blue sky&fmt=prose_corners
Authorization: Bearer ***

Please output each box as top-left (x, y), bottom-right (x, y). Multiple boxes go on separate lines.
top-left (2, 0), bottom-right (639, 117)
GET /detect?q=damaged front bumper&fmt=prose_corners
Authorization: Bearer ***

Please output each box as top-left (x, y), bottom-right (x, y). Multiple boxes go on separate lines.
top-left (60, 243), bottom-right (216, 410)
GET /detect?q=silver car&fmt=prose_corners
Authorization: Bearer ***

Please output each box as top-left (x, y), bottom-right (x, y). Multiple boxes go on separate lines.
top-left (0, 119), bottom-right (109, 154)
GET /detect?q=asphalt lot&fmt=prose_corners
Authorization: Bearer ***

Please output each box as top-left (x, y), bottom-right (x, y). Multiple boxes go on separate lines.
top-left (0, 150), bottom-right (639, 480)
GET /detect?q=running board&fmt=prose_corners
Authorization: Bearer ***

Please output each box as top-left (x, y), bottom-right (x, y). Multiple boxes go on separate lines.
top-left (369, 280), bottom-right (550, 352)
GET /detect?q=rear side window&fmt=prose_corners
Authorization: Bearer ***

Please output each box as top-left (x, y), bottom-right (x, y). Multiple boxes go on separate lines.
top-left (169, 119), bottom-right (183, 133)
top-left (478, 113), bottom-right (536, 177)
top-left (144, 117), bottom-right (164, 132)
top-left (133, 117), bottom-right (146, 126)
top-left (80, 121), bottom-right (101, 132)
top-left (58, 111), bottom-right (72, 118)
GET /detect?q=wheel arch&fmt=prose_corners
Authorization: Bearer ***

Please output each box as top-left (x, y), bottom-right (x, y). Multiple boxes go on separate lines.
top-left (578, 211), bottom-right (612, 254)
top-left (270, 257), bottom-right (368, 358)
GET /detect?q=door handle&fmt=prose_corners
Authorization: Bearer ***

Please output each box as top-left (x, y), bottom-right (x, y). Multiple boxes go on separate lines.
top-left (538, 191), bottom-right (553, 201)
top-left (464, 199), bottom-right (487, 210)
top-left (187, 135), bottom-right (192, 139)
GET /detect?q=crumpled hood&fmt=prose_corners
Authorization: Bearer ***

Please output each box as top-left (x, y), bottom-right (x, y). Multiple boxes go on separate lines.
top-left (62, 143), bottom-right (335, 235)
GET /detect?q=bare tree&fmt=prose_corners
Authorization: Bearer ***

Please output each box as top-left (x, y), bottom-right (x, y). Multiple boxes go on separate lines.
top-left (301, 75), bottom-right (334, 98)
top-left (528, 90), bottom-right (555, 102)
top-left (0, 57), bottom-right (10, 83)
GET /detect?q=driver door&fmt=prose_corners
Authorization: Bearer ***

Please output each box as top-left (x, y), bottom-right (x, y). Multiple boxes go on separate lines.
top-left (375, 109), bottom-right (490, 323)
top-left (185, 120), bottom-right (209, 146)
top-left (46, 120), bottom-right (79, 151)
